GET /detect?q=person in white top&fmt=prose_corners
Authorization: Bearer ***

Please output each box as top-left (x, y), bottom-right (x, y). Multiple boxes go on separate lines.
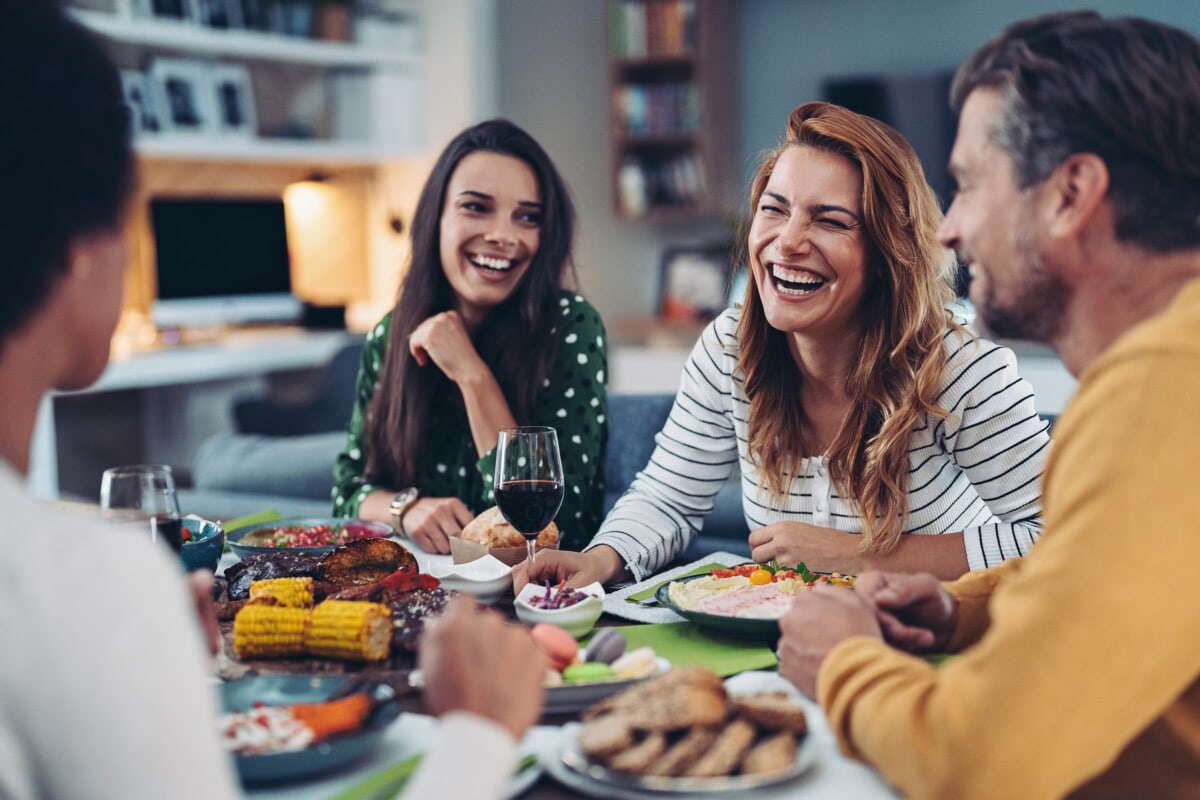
top-left (0, 4), bottom-right (544, 799)
top-left (522, 102), bottom-right (1050, 589)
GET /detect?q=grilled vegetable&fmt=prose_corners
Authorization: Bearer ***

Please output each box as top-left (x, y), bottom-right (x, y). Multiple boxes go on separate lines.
top-left (306, 600), bottom-right (392, 662)
top-left (288, 693), bottom-right (375, 742)
top-left (248, 577), bottom-right (314, 608)
top-left (232, 605), bottom-right (309, 659)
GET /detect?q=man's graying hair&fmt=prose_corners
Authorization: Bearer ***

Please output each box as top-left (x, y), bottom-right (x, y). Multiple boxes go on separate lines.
top-left (951, 11), bottom-right (1200, 253)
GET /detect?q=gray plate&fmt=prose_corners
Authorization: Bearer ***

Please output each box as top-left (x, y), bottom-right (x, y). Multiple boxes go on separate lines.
top-left (221, 675), bottom-right (401, 785)
top-left (225, 517), bottom-right (393, 558)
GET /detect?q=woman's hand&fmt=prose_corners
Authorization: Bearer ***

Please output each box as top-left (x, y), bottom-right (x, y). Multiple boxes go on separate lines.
top-left (748, 521), bottom-right (862, 574)
top-left (511, 545), bottom-right (628, 593)
top-left (403, 497), bottom-right (476, 554)
top-left (409, 310), bottom-right (487, 384)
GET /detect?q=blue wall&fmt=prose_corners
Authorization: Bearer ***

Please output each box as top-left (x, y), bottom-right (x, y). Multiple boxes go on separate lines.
top-left (737, 0), bottom-right (1200, 198)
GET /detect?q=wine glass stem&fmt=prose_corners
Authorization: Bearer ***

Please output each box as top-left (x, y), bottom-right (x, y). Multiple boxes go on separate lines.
top-left (527, 538), bottom-right (537, 566)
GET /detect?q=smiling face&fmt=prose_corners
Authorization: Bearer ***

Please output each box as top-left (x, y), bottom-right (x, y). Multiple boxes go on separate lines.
top-left (748, 145), bottom-right (872, 346)
top-left (939, 88), bottom-right (1067, 343)
top-left (438, 150), bottom-right (543, 327)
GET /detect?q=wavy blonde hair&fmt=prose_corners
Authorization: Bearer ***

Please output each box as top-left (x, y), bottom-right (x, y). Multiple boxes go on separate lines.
top-left (736, 101), bottom-right (963, 554)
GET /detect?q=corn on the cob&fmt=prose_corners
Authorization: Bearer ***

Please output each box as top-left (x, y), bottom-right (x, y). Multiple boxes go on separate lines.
top-left (305, 600), bottom-right (391, 662)
top-left (248, 577), bottom-right (314, 608)
top-left (233, 605), bottom-right (309, 659)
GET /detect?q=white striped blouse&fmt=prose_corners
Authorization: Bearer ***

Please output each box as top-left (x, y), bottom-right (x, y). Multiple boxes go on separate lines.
top-left (591, 308), bottom-right (1051, 581)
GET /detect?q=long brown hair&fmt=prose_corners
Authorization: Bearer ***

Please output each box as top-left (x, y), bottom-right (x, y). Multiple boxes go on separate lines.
top-left (364, 119), bottom-right (577, 488)
top-left (737, 101), bottom-right (962, 553)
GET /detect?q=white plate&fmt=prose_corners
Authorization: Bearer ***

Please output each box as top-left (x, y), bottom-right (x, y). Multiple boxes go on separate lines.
top-left (552, 719), bottom-right (817, 797)
top-left (544, 656), bottom-right (671, 715)
top-left (514, 580), bottom-right (606, 637)
top-left (407, 657), bottom-right (671, 717)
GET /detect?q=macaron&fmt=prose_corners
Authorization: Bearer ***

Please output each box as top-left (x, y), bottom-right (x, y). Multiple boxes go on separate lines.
top-left (530, 622), bottom-right (580, 671)
top-left (585, 628), bottom-right (627, 665)
top-left (562, 662), bottom-right (614, 683)
top-left (610, 645), bottom-right (657, 680)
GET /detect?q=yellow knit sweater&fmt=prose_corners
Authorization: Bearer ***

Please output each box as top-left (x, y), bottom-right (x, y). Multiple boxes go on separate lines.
top-left (818, 278), bottom-right (1200, 799)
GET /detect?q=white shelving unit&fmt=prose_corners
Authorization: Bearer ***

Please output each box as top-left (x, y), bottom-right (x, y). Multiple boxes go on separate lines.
top-left (70, 3), bottom-right (425, 164)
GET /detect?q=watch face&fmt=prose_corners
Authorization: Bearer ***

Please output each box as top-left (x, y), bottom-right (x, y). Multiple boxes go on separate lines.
top-left (392, 488), bottom-right (417, 509)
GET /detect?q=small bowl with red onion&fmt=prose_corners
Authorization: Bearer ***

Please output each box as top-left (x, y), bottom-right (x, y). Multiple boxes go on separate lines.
top-left (514, 580), bottom-right (605, 638)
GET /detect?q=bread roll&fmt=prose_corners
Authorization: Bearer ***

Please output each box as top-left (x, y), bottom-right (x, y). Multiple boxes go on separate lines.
top-left (459, 506), bottom-right (559, 550)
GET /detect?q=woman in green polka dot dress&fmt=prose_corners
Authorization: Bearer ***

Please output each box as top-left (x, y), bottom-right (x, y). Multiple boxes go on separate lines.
top-left (332, 119), bottom-right (608, 554)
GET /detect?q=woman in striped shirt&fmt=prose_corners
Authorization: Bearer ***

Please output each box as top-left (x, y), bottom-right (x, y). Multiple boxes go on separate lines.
top-left (524, 102), bottom-right (1049, 587)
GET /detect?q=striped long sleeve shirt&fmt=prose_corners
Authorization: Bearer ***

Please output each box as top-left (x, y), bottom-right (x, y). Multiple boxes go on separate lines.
top-left (590, 308), bottom-right (1050, 581)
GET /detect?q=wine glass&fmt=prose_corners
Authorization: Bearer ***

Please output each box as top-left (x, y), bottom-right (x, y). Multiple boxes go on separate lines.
top-left (493, 427), bottom-right (565, 566)
top-left (99, 464), bottom-right (184, 553)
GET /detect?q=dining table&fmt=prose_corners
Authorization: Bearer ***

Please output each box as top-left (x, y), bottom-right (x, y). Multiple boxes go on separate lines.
top-left (214, 541), bottom-right (902, 800)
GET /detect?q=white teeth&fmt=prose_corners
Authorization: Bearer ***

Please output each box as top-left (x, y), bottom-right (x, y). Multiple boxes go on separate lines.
top-left (771, 264), bottom-right (825, 295)
top-left (471, 255), bottom-right (514, 270)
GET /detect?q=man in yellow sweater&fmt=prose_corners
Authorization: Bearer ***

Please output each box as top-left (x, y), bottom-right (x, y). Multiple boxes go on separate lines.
top-left (776, 11), bottom-right (1200, 799)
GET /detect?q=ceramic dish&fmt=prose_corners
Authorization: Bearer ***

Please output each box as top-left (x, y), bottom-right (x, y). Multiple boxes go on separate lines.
top-left (226, 517), bottom-right (394, 558)
top-left (514, 581), bottom-right (605, 638)
top-left (654, 575), bottom-right (781, 642)
top-left (426, 554), bottom-right (513, 605)
top-left (553, 720), bottom-right (817, 796)
top-left (180, 516), bottom-right (224, 573)
top-left (406, 657), bottom-right (672, 716)
top-left (220, 674), bottom-right (403, 785)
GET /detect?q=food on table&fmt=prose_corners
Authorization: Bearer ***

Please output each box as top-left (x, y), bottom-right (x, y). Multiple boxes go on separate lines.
top-left (528, 579), bottom-right (596, 610)
top-left (563, 663), bottom-right (614, 682)
top-left (220, 693), bottom-right (374, 756)
top-left (318, 538), bottom-right (418, 588)
top-left (222, 540), bottom-right (452, 662)
top-left (531, 622), bottom-right (579, 671)
top-left (457, 505), bottom-right (559, 550)
top-left (610, 646), bottom-right (658, 680)
top-left (667, 562), bottom-right (855, 620)
top-left (577, 667), bottom-right (808, 779)
top-left (233, 605), bottom-right (309, 659)
top-left (225, 551), bottom-right (322, 601)
top-left (585, 628), bottom-right (627, 665)
top-left (306, 600), bottom-right (392, 662)
top-left (237, 521), bottom-right (387, 549)
top-left (248, 576), bottom-right (314, 609)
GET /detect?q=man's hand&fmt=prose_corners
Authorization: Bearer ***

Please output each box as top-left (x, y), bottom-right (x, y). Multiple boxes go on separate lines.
top-left (777, 585), bottom-right (881, 698)
top-left (853, 571), bottom-right (959, 653)
top-left (418, 597), bottom-right (547, 740)
top-left (403, 497), bottom-right (476, 554)
top-left (511, 546), bottom-right (627, 594)
top-left (187, 570), bottom-right (221, 656)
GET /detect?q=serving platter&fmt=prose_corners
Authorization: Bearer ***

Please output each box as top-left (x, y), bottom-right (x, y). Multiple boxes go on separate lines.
top-left (226, 517), bottom-right (394, 558)
top-left (654, 575), bottom-right (782, 642)
top-left (550, 720), bottom-right (817, 798)
top-left (221, 674), bottom-right (403, 785)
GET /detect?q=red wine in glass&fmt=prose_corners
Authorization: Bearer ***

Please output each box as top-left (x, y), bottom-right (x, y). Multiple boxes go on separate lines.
top-left (151, 514), bottom-right (185, 554)
top-left (494, 427), bottom-right (565, 564)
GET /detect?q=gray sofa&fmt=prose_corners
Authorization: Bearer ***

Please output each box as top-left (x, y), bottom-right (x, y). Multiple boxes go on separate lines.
top-left (181, 391), bottom-right (751, 560)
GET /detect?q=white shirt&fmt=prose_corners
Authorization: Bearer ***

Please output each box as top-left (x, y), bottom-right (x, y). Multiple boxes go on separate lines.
top-left (0, 461), bottom-right (242, 799)
top-left (591, 309), bottom-right (1050, 580)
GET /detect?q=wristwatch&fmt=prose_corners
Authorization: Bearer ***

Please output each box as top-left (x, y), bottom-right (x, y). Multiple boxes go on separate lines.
top-left (389, 487), bottom-right (420, 535)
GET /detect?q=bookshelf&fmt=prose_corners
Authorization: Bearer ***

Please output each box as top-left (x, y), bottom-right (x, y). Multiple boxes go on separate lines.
top-left (608, 0), bottom-right (736, 221)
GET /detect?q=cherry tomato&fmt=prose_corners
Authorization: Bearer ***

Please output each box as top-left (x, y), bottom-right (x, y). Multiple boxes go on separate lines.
top-left (749, 568), bottom-right (773, 585)
top-left (711, 568), bottom-right (735, 578)
top-left (734, 564), bottom-right (758, 577)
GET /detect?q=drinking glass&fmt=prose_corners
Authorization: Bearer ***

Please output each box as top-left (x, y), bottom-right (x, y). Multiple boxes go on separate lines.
top-left (99, 464), bottom-right (184, 553)
top-left (493, 427), bottom-right (565, 566)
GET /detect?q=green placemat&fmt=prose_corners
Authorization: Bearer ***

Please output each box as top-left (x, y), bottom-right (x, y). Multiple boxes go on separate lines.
top-left (625, 562), bottom-right (731, 604)
top-left (597, 622), bottom-right (778, 677)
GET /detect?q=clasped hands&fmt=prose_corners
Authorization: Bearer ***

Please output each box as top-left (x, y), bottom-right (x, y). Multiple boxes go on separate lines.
top-left (777, 570), bottom-right (959, 697)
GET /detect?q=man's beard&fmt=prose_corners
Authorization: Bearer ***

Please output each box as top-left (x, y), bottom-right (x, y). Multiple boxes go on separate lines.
top-left (974, 224), bottom-right (1069, 344)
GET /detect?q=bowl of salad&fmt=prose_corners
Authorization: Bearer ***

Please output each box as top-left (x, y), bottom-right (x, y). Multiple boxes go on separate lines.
top-left (226, 517), bottom-right (394, 559)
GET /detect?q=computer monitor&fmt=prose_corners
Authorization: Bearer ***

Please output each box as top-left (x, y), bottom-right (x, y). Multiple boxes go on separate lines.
top-left (149, 196), bottom-right (302, 329)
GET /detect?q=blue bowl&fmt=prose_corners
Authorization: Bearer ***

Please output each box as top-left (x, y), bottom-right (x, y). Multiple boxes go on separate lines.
top-left (181, 517), bottom-right (225, 573)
